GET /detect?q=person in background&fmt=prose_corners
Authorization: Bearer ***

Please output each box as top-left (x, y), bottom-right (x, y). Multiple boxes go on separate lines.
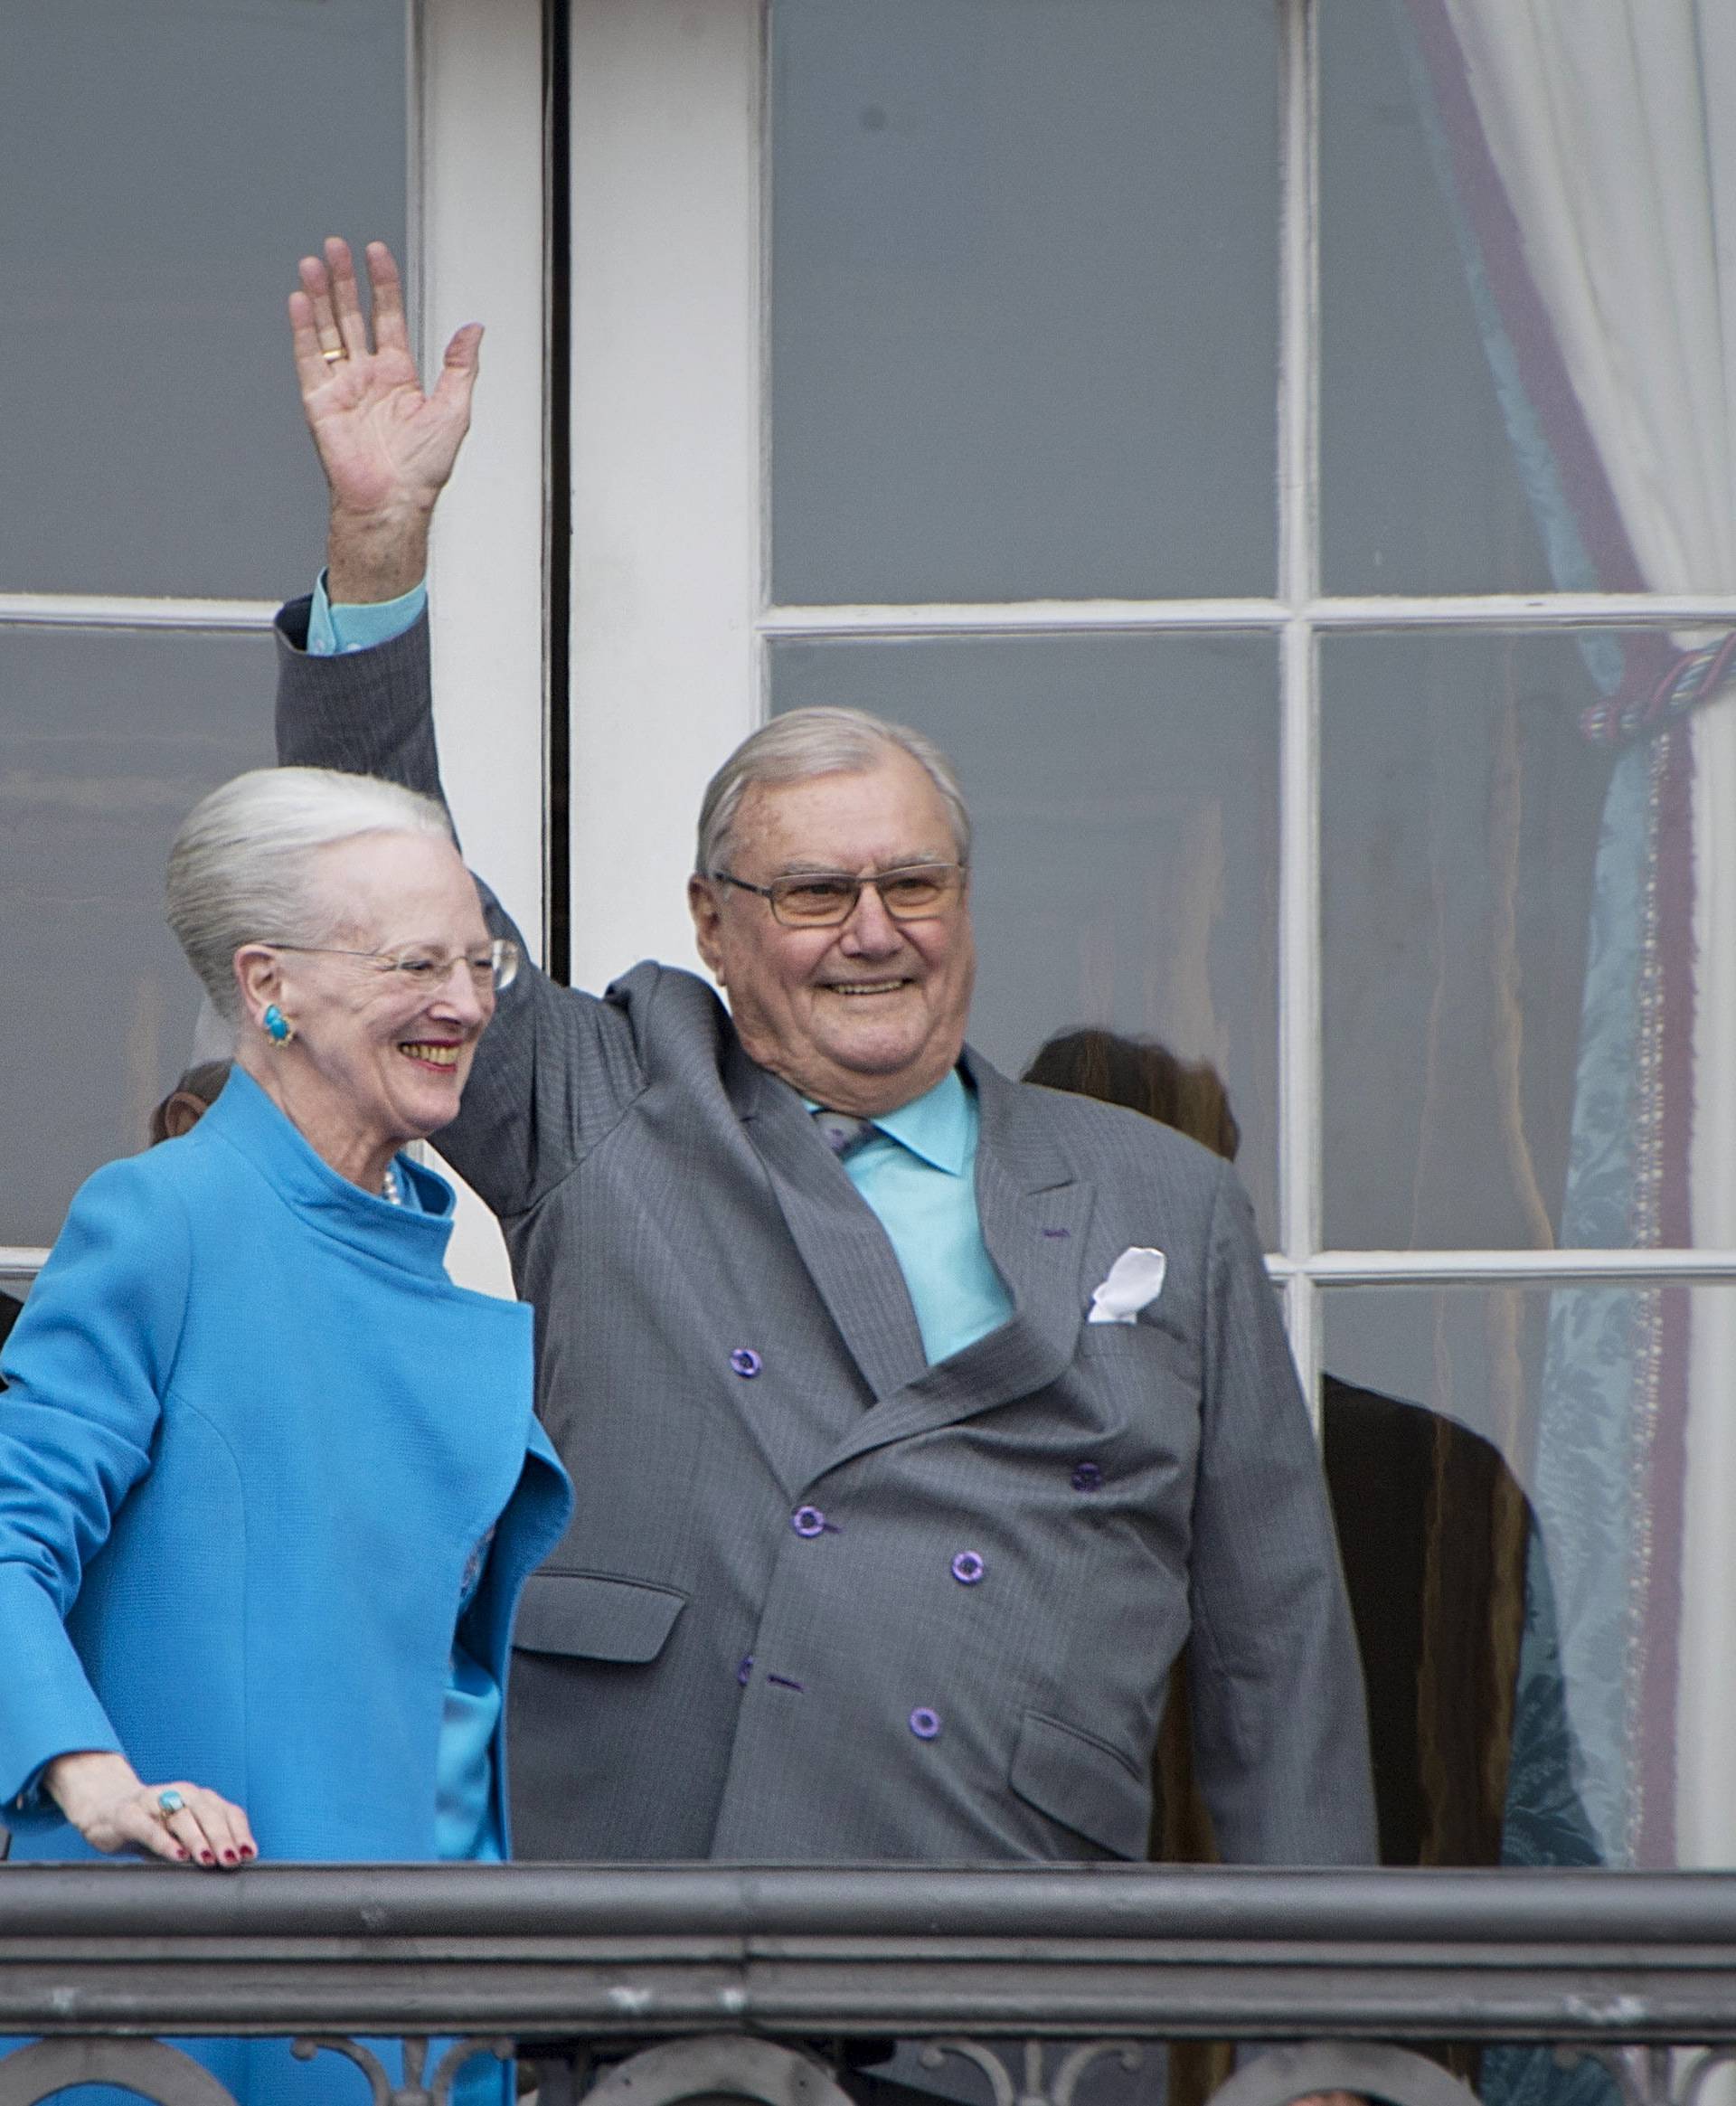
top-left (0, 765), bottom-right (570, 2106)
top-left (1023, 1030), bottom-right (1241, 1166)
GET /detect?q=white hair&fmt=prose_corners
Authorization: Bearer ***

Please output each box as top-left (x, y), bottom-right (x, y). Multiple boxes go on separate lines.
top-left (695, 706), bottom-right (971, 876)
top-left (165, 767), bottom-right (454, 1023)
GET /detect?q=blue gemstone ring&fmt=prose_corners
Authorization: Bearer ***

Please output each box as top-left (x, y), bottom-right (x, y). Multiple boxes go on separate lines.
top-left (156, 1788), bottom-right (187, 1819)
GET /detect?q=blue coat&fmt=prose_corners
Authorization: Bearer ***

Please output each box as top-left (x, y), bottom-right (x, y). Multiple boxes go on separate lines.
top-left (0, 1070), bottom-right (571, 2101)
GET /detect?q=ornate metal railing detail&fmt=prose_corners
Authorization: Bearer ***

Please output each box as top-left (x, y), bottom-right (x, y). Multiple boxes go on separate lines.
top-left (291, 2033), bottom-right (514, 2104)
top-left (5, 1865), bottom-right (1736, 2105)
top-left (920, 2036), bottom-right (1149, 2106)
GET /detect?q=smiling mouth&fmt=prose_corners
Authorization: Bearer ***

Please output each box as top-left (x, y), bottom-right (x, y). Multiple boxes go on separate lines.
top-left (825, 980), bottom-right (911, 997)
top-left (399, 1040), bottom-right (462, 1070)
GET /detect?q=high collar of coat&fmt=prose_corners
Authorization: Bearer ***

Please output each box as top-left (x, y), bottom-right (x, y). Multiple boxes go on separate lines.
top-left (193, 1066), bottom-right (459, 1280)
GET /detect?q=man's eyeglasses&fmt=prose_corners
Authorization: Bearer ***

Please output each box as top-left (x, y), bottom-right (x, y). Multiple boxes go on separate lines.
top-left (268, 937), bottom-right (521, 992)
top-left (708, 863), bottom-right (966, 929)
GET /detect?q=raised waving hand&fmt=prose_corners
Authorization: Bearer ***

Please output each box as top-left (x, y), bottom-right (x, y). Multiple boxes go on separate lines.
top-left (288, 237), bottom-right (482, 602)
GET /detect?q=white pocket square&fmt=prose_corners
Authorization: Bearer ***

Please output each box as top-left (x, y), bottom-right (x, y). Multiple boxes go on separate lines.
top-left (1087, 1246), bottom-right (1167, 1325)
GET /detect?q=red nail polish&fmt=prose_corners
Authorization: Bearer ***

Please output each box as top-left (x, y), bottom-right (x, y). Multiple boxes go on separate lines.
top-left (175, 1848), bottom-right (190, 1861)
top-left (241, 1846), bottom-right (256, 1860)
top-left (200, 1851), bottom-right (215, 1865)
top-left (222, 1849), bottom-right (237, 1864)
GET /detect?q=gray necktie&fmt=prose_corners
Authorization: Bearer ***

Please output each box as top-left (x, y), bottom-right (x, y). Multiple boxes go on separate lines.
top-left (811, 1108), bottom-right (877, 1161)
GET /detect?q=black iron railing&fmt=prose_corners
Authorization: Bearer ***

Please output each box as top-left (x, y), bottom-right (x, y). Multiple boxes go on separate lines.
top-left (3, 1865), bottom-right (1735, 2106)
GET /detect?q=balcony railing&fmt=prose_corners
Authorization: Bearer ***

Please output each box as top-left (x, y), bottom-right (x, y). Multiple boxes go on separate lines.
top-left (4, 1865), bottom-right (1736, 2106)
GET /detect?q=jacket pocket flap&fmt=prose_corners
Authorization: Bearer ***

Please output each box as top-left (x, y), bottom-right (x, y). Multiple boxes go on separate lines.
top-left (1008, 1710), bottom-right (1147, 1859)
top-left (514, 1571), bottom-right (687, 1662)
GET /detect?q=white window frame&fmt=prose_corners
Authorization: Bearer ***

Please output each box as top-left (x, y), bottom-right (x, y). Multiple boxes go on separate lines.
top-left (561, 0), bottom-right (1736, 1409)
top-left (414, 0), bottom-right (546, 1297)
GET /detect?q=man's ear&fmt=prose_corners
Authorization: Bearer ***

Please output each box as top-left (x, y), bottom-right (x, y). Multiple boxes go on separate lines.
top-left (687, 875), bottom-right (727, 985)
top-left (231, 945), bottom-right (285, 1034)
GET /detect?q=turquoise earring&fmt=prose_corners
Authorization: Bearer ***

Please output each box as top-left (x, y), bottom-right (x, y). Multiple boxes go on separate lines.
top-left (263, 1004), bottom-right (293, 1046)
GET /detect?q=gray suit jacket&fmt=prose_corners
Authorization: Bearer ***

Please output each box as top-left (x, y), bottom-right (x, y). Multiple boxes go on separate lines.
top-left (276, 603), bottom-right (1376, 1867)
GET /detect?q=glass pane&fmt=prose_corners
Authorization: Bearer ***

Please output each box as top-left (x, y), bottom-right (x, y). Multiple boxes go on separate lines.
top-left (1323, 1282), bottom-right (1736, 1875)
top-left (770, 633), bottom-right (1279, 1240)
top-left (1319, 0), bottom-right (1553, 594)
top-left (1, 628), bottom-right (275, 1246)
top-left (1320, 628), bottom-right (1655, 1251)
top-left (770, 0), bottom-right (1279, 604)
top-left (2, 0), bottom-right (406, 599)
top-left (1323, 0), bottom-right (1736, 600)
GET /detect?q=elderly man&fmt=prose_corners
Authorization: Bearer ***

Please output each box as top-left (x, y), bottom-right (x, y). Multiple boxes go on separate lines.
top-left (275, 239), bottom-right (1374, 1870)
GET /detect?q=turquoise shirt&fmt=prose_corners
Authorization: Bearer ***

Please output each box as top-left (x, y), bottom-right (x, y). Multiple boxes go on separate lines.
top-left (311, 584), bottom-right (1014, 1366)
top-left (309, 571), bottom-right (426, 653)
top-left (816, 1070), bottom-right (1014, 1365)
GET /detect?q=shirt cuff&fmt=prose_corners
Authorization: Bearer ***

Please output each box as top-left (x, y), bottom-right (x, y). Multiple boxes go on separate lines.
top-left (307, 571), bottom-right (428, 657)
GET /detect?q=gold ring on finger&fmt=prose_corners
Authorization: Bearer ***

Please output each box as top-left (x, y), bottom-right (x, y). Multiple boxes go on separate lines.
top-left (321, 346), bottom-right (347, 365)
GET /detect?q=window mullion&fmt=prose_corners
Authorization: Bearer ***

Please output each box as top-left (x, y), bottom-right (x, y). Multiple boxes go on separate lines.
top-left (1278, 0), bottom-right (1322, 1415)
top-left (756, 591), bottom-right (1736, 638)
top-left (0, 595), bottom-right (278, 634)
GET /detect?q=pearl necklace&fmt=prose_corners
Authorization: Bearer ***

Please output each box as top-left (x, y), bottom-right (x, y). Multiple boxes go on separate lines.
top-left (382, 1164), bottom-right (403, 1206)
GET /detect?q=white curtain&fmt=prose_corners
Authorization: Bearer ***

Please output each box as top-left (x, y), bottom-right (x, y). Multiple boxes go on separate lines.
top-left (1439, 0), bottom-right (1736, 1866)
top-left (1446, 1), bottom-right (1736, 600)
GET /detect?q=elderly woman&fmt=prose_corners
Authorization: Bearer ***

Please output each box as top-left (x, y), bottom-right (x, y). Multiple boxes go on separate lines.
top-left (0, 767), bottom-right (571, 2103)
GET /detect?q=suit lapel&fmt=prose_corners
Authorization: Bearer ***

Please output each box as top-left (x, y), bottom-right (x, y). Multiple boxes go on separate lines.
top-left (727, 1038), bottom-right (930, 1402)
top-left (815, 1050), bottom-right (1095, 1475)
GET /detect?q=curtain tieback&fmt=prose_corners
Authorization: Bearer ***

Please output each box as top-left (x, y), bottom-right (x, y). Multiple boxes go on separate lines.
top-left (1581, 629), bottom-right (1736, 745)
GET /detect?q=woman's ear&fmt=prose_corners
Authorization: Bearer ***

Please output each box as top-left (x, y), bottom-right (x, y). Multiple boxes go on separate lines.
top-left (231, 945), bottom-right (284, 1035)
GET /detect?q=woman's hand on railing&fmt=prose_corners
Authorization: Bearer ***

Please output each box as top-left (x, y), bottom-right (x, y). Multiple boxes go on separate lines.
top-left (44, 1751), bottom-right (257, 1869)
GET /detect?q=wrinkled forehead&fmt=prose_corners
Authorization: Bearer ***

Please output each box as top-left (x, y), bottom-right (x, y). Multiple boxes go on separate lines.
top-left (732, 753), bottom-right (961, 873)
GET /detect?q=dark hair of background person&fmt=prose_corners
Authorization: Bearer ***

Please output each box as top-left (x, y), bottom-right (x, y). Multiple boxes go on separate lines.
top-left (146, 1061), bottom-right (232, 1147)
top-left (1024, 1029), bottom-right (1241, 1164)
